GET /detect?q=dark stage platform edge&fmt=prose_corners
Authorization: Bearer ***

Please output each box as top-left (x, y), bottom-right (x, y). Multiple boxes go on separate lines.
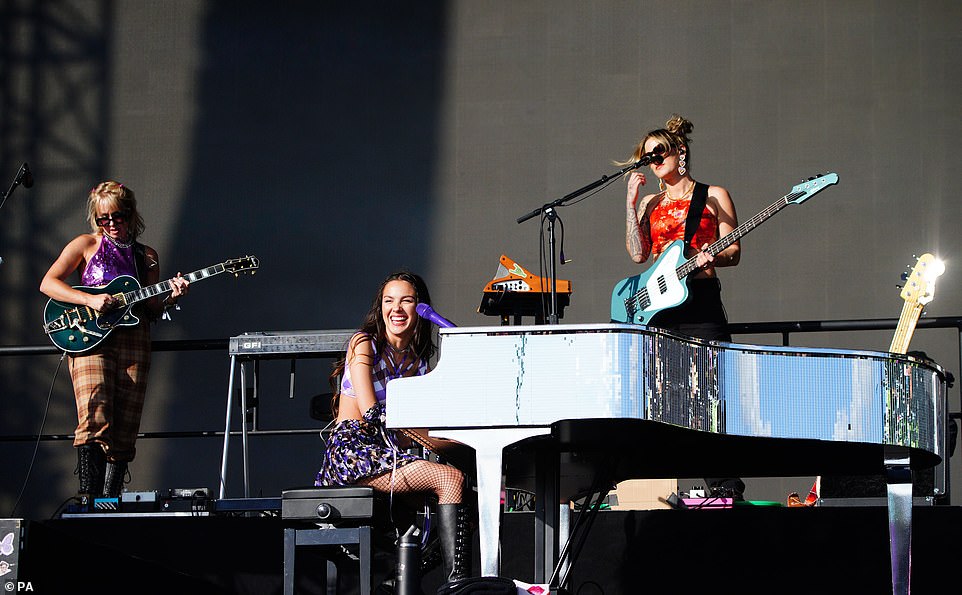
top-left (17, 506), bottom-right (962, 594)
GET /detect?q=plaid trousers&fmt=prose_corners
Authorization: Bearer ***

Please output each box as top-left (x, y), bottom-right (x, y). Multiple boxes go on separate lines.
top-left (68, 323), bottom-right (151, 463)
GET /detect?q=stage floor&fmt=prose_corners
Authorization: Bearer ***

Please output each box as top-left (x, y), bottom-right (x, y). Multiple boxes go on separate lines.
top-left (16, 505), bottom-right (962, 594)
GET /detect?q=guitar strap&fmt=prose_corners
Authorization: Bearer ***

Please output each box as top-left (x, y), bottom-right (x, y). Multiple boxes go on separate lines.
top-left (133, 242), bottom-right (148, 285)
top-left (683, 182), bottom-right (709, 247)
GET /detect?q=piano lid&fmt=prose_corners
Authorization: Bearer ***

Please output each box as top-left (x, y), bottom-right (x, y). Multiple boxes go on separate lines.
top-left (387, 323), bottom-right (946, 467)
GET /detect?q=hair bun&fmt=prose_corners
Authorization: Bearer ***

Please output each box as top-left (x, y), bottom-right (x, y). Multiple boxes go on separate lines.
top-left (665, 114), bottom-right (693, 136)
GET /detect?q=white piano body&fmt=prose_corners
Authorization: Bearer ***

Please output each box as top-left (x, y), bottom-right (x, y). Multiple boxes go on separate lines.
top-left (386, 323), bottom-right (947, 589)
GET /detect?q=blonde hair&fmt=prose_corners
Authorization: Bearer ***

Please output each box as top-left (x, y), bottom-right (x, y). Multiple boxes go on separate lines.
top-left (619, 113), bottom-right (694, 167)
top-left (85, 181), bottom-right (145, 240)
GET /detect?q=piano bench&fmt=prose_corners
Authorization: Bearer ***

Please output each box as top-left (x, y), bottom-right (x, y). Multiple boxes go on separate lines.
top-left (282, 486), bottom-right (378, 595)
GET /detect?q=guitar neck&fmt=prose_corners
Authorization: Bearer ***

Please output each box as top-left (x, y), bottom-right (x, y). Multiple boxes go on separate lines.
top-left (890, 299), bottom-right (923, 354)
top-left (123, 263), bottom-right (228, 304)
top-left (676, 194), bottom-right (795, 279)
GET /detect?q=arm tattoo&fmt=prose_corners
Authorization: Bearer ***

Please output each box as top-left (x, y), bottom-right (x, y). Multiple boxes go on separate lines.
top-left (626, 208), bottom-right (648, 261)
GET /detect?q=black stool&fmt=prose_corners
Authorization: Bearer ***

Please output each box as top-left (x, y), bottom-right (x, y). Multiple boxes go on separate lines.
top-left (282, 486), bottom-right (377, 595)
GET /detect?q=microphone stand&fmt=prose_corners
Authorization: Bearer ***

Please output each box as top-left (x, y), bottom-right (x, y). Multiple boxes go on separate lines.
top-left (1, 163), bottom-right (32, 266)
top-left (0, 163), bottom-right (30, 212)
top-left (516, 158), bottom-right (650, 324)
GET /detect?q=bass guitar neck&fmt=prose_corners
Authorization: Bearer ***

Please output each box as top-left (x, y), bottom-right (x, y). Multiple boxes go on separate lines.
top-left (889, 253), bottom-right (944, 354)
top-left (611, 173), bottom-right (838, 325)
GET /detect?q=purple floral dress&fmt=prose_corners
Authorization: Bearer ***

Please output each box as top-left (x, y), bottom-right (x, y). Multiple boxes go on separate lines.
top-left (315, 334), bottom-right (427, 486)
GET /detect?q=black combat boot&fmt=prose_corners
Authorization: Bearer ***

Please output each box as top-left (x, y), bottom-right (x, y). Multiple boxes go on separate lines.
top-left (77, 444), bottom-right (106, 505)
top-left (103, 460), bottom-right (128, 497)
top-left (436, 503), bottom-right (471, 585)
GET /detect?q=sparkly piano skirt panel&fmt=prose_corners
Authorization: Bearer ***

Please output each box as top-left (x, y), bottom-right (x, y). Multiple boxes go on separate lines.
top-left (315, 402), bottom-right (421, 486)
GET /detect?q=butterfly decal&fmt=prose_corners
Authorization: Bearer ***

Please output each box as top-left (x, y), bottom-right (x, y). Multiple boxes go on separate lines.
top-left (0, 532), bottom-right (14, 556)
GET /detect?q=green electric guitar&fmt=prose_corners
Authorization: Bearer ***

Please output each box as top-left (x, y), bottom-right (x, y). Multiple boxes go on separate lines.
top-left (43, 255), bottom-right (258, 353)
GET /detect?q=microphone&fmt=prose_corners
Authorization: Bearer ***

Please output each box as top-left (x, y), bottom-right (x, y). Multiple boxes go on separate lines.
top-left (634, 152), bottom-right (664, 169)
top-left (17, 163), bottom-right (33, 188)
top-left (415, 303), bottom-right (456, 328)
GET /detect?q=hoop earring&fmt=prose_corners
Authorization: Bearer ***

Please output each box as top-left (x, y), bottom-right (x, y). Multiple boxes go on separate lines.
top-left (678, 152), bottom-right (687, 176)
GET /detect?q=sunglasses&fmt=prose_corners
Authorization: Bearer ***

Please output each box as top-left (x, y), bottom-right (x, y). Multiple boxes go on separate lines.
top-left (95, 211), bottom-right (128, 226)
top-left (646, 144), bottom-right (667, 165)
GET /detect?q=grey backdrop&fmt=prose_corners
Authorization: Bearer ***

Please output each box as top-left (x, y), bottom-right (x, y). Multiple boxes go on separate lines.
top-left (2, 0), bottom-right (960, 523)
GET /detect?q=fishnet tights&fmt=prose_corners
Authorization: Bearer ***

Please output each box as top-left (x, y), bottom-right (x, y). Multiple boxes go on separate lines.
top-left (357, 459), bottom-right (464, 504)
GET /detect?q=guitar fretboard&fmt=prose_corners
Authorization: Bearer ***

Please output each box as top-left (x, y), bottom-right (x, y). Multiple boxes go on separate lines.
top-left (123, 264), bottom-right (227, 304)
top-left (889, 300), bottom-right (923, 355)
top-left (627, 194), bottom-right (796, 312)
top-left (675, 193), bottom-right (797, 279)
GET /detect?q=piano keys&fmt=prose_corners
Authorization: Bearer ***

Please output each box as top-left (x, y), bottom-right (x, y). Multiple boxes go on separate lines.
top-left (479, 254), bottom-right (572, 323)
top-left (386, 323), bottom-right (947, 588)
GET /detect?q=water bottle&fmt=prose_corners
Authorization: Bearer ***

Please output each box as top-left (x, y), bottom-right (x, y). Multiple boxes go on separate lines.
top-left (396, 524), bottom-right (422, 595)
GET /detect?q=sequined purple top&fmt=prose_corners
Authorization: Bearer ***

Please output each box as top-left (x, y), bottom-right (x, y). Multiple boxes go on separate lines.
top-left (81, 235), bottom-right (138, 286)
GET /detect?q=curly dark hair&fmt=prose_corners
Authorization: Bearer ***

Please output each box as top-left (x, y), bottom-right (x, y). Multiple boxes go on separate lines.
top-left (328, 270), bottom-right (437, 411)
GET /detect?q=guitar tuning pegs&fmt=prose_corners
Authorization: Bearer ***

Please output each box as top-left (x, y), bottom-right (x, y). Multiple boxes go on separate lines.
top-left (900, 272), bottom-right (909, 281)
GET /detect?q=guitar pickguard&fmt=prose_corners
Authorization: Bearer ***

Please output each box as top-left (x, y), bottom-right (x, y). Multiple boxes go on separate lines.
top-left (611, 241), bottom-right (689, 324)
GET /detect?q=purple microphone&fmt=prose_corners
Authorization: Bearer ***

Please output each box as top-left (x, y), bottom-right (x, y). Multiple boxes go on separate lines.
top-left (415, 303), bottom-right (456, 328)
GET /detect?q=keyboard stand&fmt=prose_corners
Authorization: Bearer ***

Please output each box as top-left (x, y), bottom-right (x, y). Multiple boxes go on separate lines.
top-left (218, 330), bottom-right (353, 498)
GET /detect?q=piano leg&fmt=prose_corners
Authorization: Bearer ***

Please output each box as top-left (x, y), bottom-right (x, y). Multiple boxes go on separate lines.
top-left (534, 444), bottom-right (559, 584)
top-left (431, 427), bottom-right (551, 577)
top-left (884, 446), bottom-right (912, 595)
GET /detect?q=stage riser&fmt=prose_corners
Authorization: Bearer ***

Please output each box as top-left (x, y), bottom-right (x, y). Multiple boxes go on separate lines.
top-left (19, 508), bottom-right (961, 594)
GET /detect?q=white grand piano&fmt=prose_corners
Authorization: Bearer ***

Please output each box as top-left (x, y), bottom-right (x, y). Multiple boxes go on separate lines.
top-left (386, 323), bottom-right (947, 593)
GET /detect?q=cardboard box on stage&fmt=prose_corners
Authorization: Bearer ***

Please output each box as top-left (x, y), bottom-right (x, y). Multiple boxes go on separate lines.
top-left (609, 478), bottom-right (676, 510)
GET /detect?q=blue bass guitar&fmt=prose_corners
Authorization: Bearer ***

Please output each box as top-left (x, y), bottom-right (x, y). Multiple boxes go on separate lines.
top-left (610, 173), bottom-right (838, 325)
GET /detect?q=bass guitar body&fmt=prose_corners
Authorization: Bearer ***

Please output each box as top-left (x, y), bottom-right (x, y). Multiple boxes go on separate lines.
top-left (610, 240), bottom-right (689, 325)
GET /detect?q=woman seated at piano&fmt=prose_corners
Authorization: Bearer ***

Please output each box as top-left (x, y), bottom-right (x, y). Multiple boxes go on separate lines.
top-left (315, 270), bottom-right (472, 584)
top-left (623, 114), bottom-right (746, 500)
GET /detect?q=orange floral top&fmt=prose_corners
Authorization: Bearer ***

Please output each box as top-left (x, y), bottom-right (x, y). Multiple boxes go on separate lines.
top-left (645, 194), bottom-right (719, 259)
